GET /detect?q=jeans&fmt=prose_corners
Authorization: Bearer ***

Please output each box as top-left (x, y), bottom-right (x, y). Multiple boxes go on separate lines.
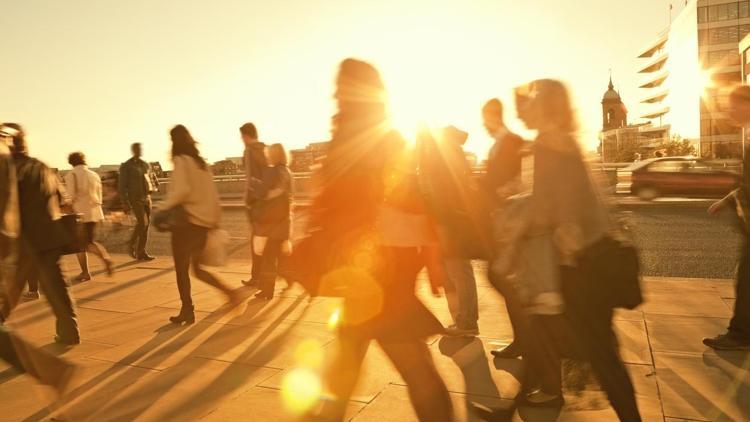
top-left (488, 268), bottom-right (529, 348)
top-left (443, 258), bottom-right (478, 330)
top-left (171, 223), bottom-right (231, 309)
top-left (730, 237), bottom-right (750, 340)
top-left (129, 198), bottom-right (151, 257)
top-left (259, 238), bottom-right (283, 297)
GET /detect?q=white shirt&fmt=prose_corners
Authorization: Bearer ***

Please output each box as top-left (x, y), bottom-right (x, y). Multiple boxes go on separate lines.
top-left (161, 156), bottom-right (221, 228)
top-left (64, 165), bottom-right (105, 223)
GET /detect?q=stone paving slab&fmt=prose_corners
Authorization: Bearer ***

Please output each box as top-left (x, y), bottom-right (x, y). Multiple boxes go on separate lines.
top-left (0, 254), bottom-right (748, 421)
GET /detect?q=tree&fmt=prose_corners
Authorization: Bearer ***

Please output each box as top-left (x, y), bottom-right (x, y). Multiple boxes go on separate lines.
top-left (662, 134), bottom-right (697, 157)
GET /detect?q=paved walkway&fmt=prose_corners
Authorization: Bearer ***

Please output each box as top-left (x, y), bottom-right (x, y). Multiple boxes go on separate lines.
top-left (0, 254), bottom-right (748, 421)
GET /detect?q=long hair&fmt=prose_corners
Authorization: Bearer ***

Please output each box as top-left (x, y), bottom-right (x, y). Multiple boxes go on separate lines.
top-left (527, 79), bottom-right (579, 134)
top-left (170, 125), bottom-right (207, 170)
top-left (324, 59), bottom-right (393, 182)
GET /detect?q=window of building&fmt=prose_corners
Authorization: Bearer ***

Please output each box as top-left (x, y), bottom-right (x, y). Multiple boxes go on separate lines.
top-left (699, 6), bottom-right (708, 23)
top-left (708, 49), bottom-right (742, 66)
top-left (718, 3), bottom-right (729, 20)
top-left (709, 4), bottom-right (718, 21)
top-left (729, 2), bottom-right (740, 19)
top-left (741, 1), bottom-right (750, 18)
top-left (709, 25), bottom-right (740, 44)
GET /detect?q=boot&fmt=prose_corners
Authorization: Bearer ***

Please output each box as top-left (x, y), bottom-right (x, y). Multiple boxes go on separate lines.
top-left (169, 305), bottom-right (195, 324)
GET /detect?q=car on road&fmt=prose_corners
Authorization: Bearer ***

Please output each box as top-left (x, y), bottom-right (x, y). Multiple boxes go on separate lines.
top-left (616, 156), bottom-right (741, 200)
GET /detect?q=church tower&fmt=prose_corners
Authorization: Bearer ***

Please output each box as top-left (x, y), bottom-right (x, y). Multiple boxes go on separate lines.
top-left (602, 75), bottom-right (627, 131)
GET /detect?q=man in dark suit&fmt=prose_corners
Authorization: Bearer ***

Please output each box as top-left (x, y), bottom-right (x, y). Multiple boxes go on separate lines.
top-left (119, 142), bottom-right (157, 261)
top-left (481, 99), bottom-right (528, 359)
top-left (5, 124), bottom-right (80, 345)
top-left (240, 122), bottom-right (268, 286)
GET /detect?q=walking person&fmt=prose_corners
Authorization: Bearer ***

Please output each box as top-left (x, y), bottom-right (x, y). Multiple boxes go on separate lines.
top-left (0, 124), bottom-right (77, 393)
top-left (4, 124), bottom-right (80, 345)
top-left (481, 98), bottom-right (528, 359)
top-left (119, 142), bottom-right (157, 261)
top-left (513, 80), bottom-right (641, 420)
top-left (157, 125), bottom-right (239, 324)
top-left (249, 143), bottom-right (293, 300)
top-left (239, 123), bottom-right (267, 286)
top-left (705, 85), bottom-right (750, 351)
top-left (418, 125), bottom-right (480, 337)
top-left (311, 59), bottom-right (453, 422)
top-left (64, 152), bottom-right (114, 282)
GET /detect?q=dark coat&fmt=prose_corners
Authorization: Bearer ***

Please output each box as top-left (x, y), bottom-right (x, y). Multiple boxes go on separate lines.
top-left (118, 157), bottom-right (156, 205)
top-left (251, 165), bottom-right (292, 240)
top-left (13, 154), bottom-right (70, 253)
top-left (481, 130), bottom-right (523, 206)
top-left (244, 142), bottom-right (267, 207)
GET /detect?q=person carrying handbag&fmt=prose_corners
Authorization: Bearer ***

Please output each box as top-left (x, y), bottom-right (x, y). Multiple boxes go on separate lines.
top-left (248, 143), bottom-right (293, 300)
top-left (63, 151), bottom-right (114, 282)
top-left (155, 125), bottom-right (239, 325)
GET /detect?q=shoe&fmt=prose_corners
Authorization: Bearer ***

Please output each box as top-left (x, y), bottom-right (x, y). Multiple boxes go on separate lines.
top-left (22, 291), bottom-right (40, 301)
top-left (703, 333), bottom-right (750, 351)
top-left (137, 254), bottom-right (155, 261)
top-left (491, 341), bottom-right (522, 359)
top-left (255, 291), bottom-right (273, 300)
top-left (241, 278), bottom-right (258, 287)
top-left (54, 335), bottom-right (81, 346)
top-left (444, 324), bottom-right (480, 337)
top-left (169, 306), bottom-right (195, 324)
top-left (521, 389), bottom-right (564, 408)
top-left (72, 273), bottom-right (92, 283)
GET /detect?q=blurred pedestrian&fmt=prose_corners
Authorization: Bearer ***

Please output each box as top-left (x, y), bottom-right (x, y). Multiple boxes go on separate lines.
top-left (249, 143), bottom-right (293, 300)
top-left (514, 80), bottom-right (641, 420)
top-left (119, 142), bottom-right (158, 261)
top-left (481, 98), bottom-right (528, 359)
top-left (4, 123), bottom-right (80, 345)
top-left (0, 124), bottom-right (77, 393)
top-left (64, 151), bottom-right (114, 281)
top-left (158, 125), bottom-right (239, 324)
top-left (705, 85), bottom-right (750, 351)
top-left (239, 122), bottom-right (268, 287)
top-left (310, 59), bottom-right (453, 422)
top-left (418, 125), bottom-right (480, 337)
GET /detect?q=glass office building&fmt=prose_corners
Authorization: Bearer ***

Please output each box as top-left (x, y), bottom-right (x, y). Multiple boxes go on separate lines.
top-left (639, 0), bottom-right (749, 158)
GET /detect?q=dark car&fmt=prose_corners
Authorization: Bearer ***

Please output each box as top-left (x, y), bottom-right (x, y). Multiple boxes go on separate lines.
top-left (616, 157), bottom-right (741, 200)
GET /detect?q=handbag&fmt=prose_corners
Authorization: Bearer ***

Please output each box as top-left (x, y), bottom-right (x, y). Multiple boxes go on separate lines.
top-left (152, 205), bottom-right (189, 232)
top-left (577, 236), bottom-right (642, 310)
top-left (59, 213), bottom-right (85, 255)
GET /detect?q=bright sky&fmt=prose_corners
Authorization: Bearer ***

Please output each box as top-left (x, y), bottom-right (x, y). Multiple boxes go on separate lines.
top-left (2, 0), bottom-right (678, 169)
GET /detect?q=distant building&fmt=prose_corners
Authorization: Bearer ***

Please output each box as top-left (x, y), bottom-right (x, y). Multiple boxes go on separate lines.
top-left (637, 0), bottom-right (749, 159)
top-left (212, 159), bottom-right (240, 175)
top-left (290, 141), bottom-right (329, 173)
top-left (226, 156), bottom-right (244, 171)
top-left (599, 76), bottom-right (670, 162)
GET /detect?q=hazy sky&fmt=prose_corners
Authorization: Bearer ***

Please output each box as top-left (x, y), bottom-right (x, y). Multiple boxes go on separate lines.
top-left (2, 0), bottom-right (679, 168)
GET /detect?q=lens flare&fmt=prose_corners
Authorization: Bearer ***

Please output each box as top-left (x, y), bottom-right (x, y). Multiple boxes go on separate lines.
top-left (293, 339), bottom-right (325, 369)
top-left (327, 308), bottom-right (341, 331)
top-left (281, 368), bottom-right (322, 415)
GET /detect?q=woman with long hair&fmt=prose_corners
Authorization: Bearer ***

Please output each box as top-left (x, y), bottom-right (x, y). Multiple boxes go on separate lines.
top-left (310, 59), bottom-right (452, 421)
top-left (515, 80), bottom-right (641, 420)
top-left (249, 143), bottom-right (293, 300)
top-left (159, 125), bottom-right (238, 324)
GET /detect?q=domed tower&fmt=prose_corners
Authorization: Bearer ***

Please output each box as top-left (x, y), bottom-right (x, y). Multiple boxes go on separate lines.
top-left (602, 76), bottom-right (627, 131)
